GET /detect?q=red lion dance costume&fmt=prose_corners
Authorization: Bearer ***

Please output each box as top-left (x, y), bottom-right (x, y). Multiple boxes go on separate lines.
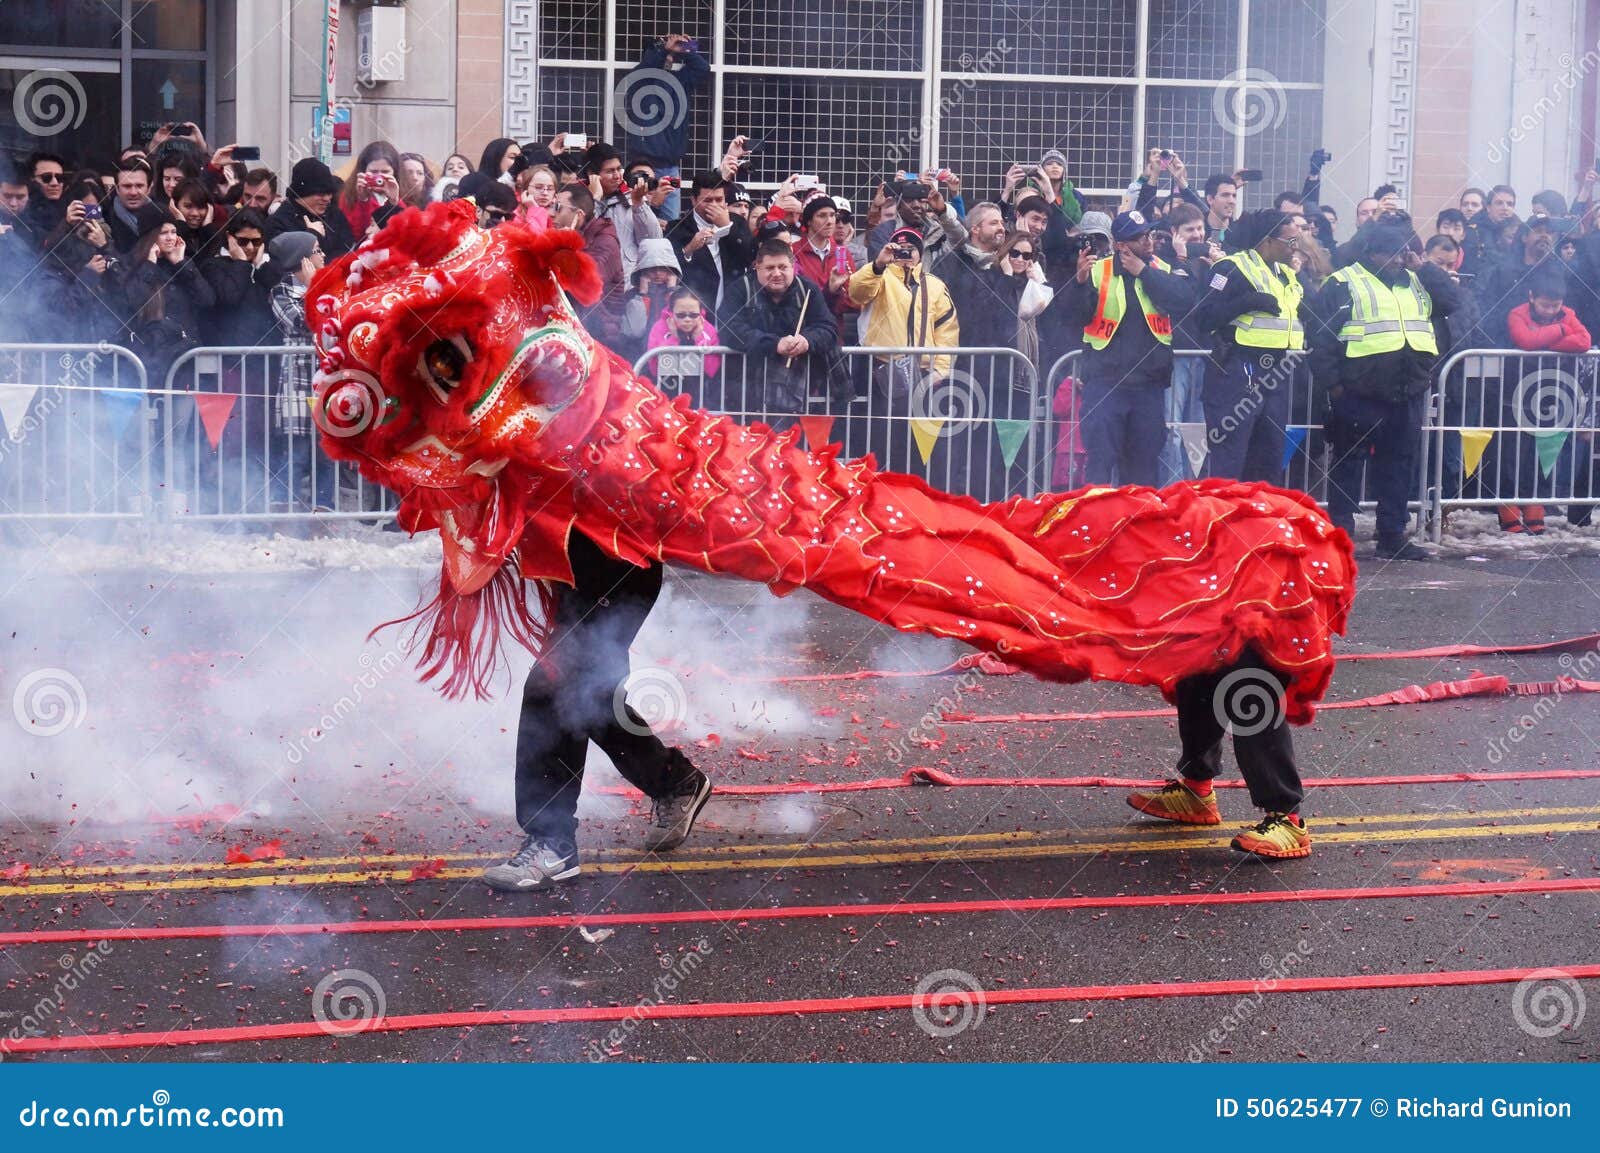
top-left (307, 202), bottom-right (1355, 864)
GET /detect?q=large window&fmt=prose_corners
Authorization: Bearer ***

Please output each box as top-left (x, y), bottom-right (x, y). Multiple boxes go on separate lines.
top-left (526, 0), bottom-right (1325, 210)
top-left (0, 0), bottom-right (212, 165)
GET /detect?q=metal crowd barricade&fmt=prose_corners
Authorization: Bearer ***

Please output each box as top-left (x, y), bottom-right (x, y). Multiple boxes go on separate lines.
top-left (1424, 348), bottom-right (1600, 541)
top-left (632, 343), bottom-right (1040, 503)
top-left (159, 347), bottom-right (397, 523)
top-left (0, 343), bottom-right (151, 526)
top-left (1040, 347), bottom-right (1344, 505)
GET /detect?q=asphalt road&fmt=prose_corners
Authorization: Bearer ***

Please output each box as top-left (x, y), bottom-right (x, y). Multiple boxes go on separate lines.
top-left (1, 545), bottom-right (1597, 1063)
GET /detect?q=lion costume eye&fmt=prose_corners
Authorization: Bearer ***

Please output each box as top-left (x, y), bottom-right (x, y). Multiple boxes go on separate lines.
top-left (418, 336), bottom-right (474, 404)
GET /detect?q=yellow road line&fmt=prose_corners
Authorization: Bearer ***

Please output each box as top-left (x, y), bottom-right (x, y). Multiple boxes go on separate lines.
top-left (5, 818), bottom-right (1595, 899)
top-left (15, 805), bottom-right (1597, 883)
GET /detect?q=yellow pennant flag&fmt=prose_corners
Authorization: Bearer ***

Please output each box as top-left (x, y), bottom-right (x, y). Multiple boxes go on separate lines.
top-left (910, 417), bottom-right (944, 465)
top-left (1459, 429), bottom-right (1494, 479)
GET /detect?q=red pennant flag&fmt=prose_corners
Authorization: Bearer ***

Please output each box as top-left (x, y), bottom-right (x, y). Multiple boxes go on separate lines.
top-left (193, 393), bottom-right (239, 450)
top-left (798, 415), bottom-right (835, 451)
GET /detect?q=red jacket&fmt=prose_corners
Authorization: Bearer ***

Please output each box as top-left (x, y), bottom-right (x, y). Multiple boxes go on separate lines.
top-left (1507, 302), bottom-right (1592, 352)
top-left (791, 237), bottom-right (858, 332)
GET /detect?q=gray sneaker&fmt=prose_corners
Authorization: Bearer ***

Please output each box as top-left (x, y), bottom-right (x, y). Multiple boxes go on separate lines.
top-left (643, 771), bottom-right (713, 852)
top-left (481, 834), bottom-right (581, 892)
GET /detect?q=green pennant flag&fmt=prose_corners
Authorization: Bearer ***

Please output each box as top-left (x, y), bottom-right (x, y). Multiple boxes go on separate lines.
top-left (1533, 430), bottom-right (1572, 478)
top-left (993, 419), bottom-right (1031, 469)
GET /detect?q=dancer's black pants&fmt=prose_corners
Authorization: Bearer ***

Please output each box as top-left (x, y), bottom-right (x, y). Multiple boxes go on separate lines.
top-left (1172, 650), bottom-right (1304, 814)
top-left (514, 531), bottom-right (695, 852)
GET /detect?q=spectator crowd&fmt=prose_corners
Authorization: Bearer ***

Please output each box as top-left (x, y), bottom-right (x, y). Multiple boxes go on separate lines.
top-left (2, 32), bottom-right (1597, 540)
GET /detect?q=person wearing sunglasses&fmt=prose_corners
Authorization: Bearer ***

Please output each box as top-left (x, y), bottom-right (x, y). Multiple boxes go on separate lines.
top-left (646, 285), bottom-right (722, 407)
top-left (23, 151), bottom-right (70, 232)
top-left (988, 230), bottom-right (1055, 367)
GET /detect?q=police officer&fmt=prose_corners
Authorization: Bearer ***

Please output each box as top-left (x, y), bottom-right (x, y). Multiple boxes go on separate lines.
top-left (1309, 214), bottom-right (1460, 559)
top-left (1061, 209), bottom-right (1197, 486)
top-left (1192, 210), bottom-right (1311, 481)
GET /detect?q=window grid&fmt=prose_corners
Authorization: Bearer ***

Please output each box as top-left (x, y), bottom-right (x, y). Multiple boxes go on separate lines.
top-left (536, 1), bottom-right (1322, 198)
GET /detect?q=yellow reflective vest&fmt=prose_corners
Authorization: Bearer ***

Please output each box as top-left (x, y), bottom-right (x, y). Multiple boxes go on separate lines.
top-left (1084, 256), bottom-right (1173, 349)
top-left (1327, 264), bottom-right (1438, 358)
top-left (1215, 249), bottom-right (1305, 350)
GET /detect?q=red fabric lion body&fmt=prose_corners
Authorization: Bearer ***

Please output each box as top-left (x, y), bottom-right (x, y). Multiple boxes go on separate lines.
top-left (307, 203), bottom-right (1356, 721)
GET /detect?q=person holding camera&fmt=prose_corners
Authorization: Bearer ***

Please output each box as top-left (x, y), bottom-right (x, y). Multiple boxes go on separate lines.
top-left (847, 226), bottom-right (961, 479)
top-left (1059, 211), bottom-right (1196, 487)
top-left (866, 177), bottom-right (968, 268)
top-left (337, 140), bottom-right (404, 239)
top-left (619, 33), bottom-right (709, 222)
top-left (1191, 210), bottom-right (1313, 483)
top-left (585, 144), bottom-right (664, 280)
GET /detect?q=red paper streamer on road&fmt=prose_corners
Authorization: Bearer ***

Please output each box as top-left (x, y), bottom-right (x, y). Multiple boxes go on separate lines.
top-left (940, 674), bottom-right (1600, 725)
top-left (711, 634), bottom-right (1600, 684)
top-left (3, 876), bottom-right (1595, 948)
top-left (8, 963), bottom-right (1598, 1054)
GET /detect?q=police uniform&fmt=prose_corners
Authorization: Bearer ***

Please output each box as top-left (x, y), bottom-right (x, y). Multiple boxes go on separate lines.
top-left (1062, 229), bottom-right (1196, 487)
top-left (1309, 259), bottom-right (1457, 550)
top-left (1193, 248), bottom-right (1307, 481)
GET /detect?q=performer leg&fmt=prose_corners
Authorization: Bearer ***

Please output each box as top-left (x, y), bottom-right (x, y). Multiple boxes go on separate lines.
top-left (1126, 666), bottom-right (1226, 826)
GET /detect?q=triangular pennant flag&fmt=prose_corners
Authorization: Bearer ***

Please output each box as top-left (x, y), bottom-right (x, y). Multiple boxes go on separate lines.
top-left (193, 393), bottom-right (239, 451)
top-left (993, 419), bottom-right (1031, 469)
top-left (1178, 422), bottom-right (1209, 474)
top-left (798, 415), bottom-right (835, 451)
top-left (1281, 426), bottom-right (1308, 472)
top-left (98, 390), bottom-right (143, 438)
top-left (1533, 430), bottom-right (1571, 478)
top-left (910, 417), bottom-right (944, 466)
top-left (1459, 429), bottom-right (1494, 479)
top-left (0, 384), bottom-right (39, 441)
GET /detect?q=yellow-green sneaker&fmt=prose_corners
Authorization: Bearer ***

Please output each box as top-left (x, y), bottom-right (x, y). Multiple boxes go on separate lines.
top-left (1126, 779), bottom-right (1222, 826)
top-left (1230, 812), bottom-right (1311, 859)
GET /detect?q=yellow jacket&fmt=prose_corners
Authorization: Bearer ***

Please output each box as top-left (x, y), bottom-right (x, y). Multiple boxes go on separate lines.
top-left (847, 262), bottom-right (960, 375)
